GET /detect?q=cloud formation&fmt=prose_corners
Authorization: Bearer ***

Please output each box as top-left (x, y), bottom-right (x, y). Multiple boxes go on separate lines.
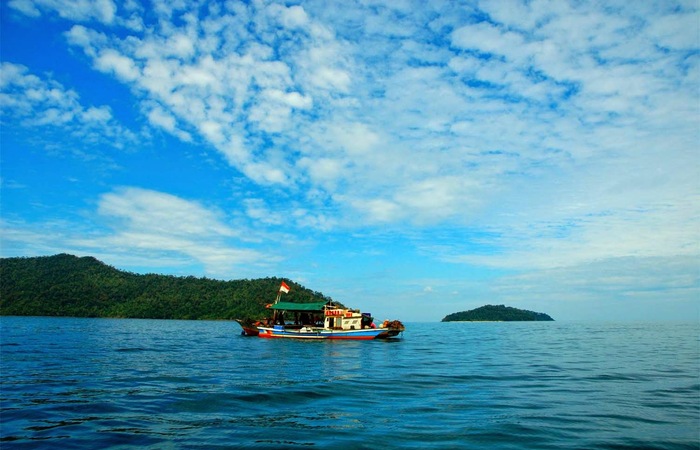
top-left (0, 62), bottom-right (137, 151)
top-left (8, 0), bottom-right (117, 24)
top-left (0, 187), bottom-right (272, 276)
top-left (93, 188), bottom-right (266, 274)
top-left (2, 0), bottom-right (698, 319)
top-left (62, 3), bottom-right (692, 227)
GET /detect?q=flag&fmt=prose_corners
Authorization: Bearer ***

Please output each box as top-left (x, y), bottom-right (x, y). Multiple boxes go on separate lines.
top-left (279, 281), bottom-right (290, 294)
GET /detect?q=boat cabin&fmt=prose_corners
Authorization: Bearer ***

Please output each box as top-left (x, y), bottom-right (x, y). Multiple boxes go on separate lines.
top-left (324, 307), bottom-right (365, 330)
top-left (269, 301), bottom-right (374, 330)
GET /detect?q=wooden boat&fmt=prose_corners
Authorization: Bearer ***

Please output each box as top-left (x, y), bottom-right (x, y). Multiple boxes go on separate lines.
top-left (236, 283), bottom-right (405, 340)
top-left (257, 301), bottom-right (404, 340)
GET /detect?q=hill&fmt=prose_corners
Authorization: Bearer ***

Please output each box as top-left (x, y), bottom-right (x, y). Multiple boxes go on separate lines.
top-left (442, 304), bottom-right (554, 322)
top-left (0, 254), bottom-right (333, 320)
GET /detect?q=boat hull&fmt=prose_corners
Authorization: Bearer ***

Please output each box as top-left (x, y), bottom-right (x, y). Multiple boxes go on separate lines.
top-left (239, 326), bottom-right (259, 336)
top-left (234, 319), bottom-right (260, 336)
top-left (257, 326), bottom-right (401, 340)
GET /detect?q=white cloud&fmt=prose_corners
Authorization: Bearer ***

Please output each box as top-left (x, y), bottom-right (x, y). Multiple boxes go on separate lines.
top-left (98, 187), bottom-right (234, 237)
top-left (242, 162), bottom-right (287, 185)
top-left (7, 0), bottom-right (40, 17)
top-left (298, 157), bottom-right (343, 187)
top-left (451, 21), bottom-right (525, 60)
top-left (243, 198), bottom-right (284, 226)
top-left (649, 11), bottom-right (699, 50)
top-left (309, 67), bottom-right (351, 92)
top-left (263, 89), bottom-right (313, 110)
top-left (39, 0), bottom-right (700, 273)
top-left (89, 187), bottom-right (268, 275)
top-left (0, 188), bottom-right (286, 278)
top-left (62, 2), bottom-right (344, 183)
top-left (64, 24), bottom-right (104, 54)
top-left (268, 4), bottom-right (309, 29)
top-left (146, 105), bottom-right (175, 130)
top-left (168, 34), bottom-right (196, 58)
top-left (9, 0), bottom-right (117, 24)
top-left (198, 120), bottom-right (225, 145)
top-left (83, 106), bottom-right (112, 122)
top-left (179, 64), bottom-right (217, 87)
top-left (326, 122), bottom-right (380, 156)
top-left (353, 198), bottom-right (403, 224)
top-left (478, 0), bottom-right (539, 31)
top-left (0, 62), bottom-right (137, 150)
top-left (95, 49), bottom-right (140, 81)
top-left (395, 176), bottom-right (477, 223)
top-left (145, 103), bottom-right (192, 141)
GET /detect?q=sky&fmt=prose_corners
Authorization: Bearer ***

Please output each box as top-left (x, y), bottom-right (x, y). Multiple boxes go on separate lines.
top-left (1, 0), bottom-right (698, 322)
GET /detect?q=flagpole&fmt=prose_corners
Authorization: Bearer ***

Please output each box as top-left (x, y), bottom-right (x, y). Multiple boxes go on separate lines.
top-left (275, 281), bottom-right (290, 305)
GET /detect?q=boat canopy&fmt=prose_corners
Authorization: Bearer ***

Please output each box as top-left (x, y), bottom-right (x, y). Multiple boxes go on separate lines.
top-left (270, 301), bottom-right (328, 311)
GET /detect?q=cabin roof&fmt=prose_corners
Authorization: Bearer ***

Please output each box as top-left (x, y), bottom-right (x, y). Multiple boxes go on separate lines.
top-left (269, 301), bottom-right (328, 311)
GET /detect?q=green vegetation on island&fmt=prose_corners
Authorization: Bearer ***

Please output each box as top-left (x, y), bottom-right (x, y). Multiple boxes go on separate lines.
top-left (442, 304), bottom-right (554, 322)
top-left (0, 254), bottom-right (334, 320)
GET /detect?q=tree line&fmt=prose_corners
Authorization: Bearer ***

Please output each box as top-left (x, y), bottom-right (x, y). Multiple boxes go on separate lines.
top-left (0, 254), bottom-right (333, 320)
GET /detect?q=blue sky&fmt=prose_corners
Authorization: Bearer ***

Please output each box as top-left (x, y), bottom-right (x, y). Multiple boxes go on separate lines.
top-left (1, 0), bottom-right (698, 322)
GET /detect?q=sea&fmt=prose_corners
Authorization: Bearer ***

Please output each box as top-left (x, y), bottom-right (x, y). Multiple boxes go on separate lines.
top-left (1, 317), bottom-right (698, 449)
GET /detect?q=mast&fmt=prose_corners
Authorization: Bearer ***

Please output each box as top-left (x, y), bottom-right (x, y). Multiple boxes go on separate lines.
top-left (275, 280), bottom-right (290, 304)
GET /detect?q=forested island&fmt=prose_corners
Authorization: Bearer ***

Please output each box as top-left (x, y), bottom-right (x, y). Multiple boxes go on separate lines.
top-left (442, 304), bottom-right (554, 322)
top-left (0, 254), bottom-right (333, 320)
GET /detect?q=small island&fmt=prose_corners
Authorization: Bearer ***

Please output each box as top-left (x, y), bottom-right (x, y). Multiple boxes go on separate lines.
top-left (442, 304), bottom-right (554, 322)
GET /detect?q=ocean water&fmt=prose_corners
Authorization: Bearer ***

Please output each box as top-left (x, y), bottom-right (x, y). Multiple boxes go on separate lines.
top-left (1, 317), bottom-right (698, 449)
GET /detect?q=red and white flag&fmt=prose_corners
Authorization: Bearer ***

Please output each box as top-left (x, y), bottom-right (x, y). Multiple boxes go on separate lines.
top-left (279, 281), bottom-right (290, 294)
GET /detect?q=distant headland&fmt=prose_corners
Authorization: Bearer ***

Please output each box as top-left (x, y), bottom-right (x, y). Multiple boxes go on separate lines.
top-left (0, 254), bottom-right (332, 320)
top-left (442, 304), bottom-right (554, 322)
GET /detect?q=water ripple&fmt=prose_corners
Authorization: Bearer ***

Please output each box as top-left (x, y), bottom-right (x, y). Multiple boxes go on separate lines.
top-left (1, 318), bottom-right (698, 449)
